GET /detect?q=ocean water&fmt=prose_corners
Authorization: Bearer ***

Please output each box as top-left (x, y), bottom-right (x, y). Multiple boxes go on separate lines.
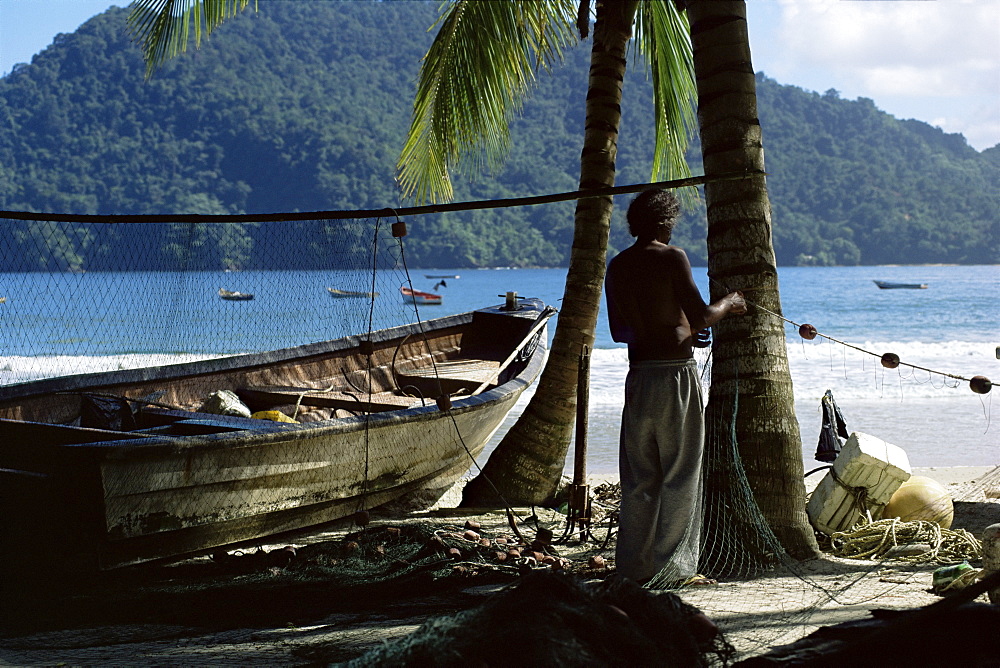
top-left (472, 265), bottom-right (1000, 472)
top-left (1, 265), bottom-right (997, 472)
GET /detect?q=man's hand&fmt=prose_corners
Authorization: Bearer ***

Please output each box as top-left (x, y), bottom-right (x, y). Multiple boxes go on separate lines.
top-left (727, 292), bottom-right (747, 315)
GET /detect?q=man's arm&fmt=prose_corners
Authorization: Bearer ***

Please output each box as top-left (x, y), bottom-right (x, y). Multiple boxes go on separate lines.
top-left (666, 246), bottom-right (746, 330)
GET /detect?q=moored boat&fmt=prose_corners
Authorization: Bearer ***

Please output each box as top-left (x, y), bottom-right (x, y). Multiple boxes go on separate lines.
top-left (0, 298), bottom-right (552, 572)
top-left (219, 288), bottom-right (254, 300)
top-left (327, 287), bottom-right (379, 299)
top-left (401, 285), bottom-right (443, 305)
top-left (873, 280), bottom-right (928, 290)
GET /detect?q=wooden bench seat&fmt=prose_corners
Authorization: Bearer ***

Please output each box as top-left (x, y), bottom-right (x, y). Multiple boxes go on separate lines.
top-left (395, 358), bottom-right (501, 397)
top-left (237, 386), bottom-right (419, 413)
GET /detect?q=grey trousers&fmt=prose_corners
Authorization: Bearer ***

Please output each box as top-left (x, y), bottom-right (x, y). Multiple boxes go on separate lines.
top-left (616, 358), bottom-right (704, 584)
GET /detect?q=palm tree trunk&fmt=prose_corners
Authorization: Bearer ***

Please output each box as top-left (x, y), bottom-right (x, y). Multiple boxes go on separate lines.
top-left (686, 0), bottom-right (819, 559)
top-left (462, 0), bottom-right (639, 507)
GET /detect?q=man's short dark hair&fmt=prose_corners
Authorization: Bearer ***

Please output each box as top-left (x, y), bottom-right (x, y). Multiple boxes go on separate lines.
top-left (627, 189), bottom-right (681, 239)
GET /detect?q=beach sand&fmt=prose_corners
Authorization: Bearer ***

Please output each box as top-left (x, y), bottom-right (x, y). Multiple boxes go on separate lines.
top-left (0, 466), bottom-right (997, 666)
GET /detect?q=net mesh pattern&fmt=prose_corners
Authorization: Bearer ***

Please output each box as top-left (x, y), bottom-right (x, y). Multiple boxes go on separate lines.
top-left (1, 217), bottom-right (419, 383)
top-left (2, 215), bottom-right (995, 665)
top-left (1, 215), bottom-right (520, 578)
top-left (612, 356), bottom-right (993, 660)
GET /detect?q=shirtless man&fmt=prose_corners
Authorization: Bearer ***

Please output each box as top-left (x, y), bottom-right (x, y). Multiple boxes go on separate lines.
top-left (605, 189), bottom-right (745, 585)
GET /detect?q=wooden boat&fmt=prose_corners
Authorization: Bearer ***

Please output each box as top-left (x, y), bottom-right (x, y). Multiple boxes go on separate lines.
top-left (327, 287), bottom-right (379, 299)
top-left (0, 299), bottom-right (552, 572)
top-left (401, 285), bottom-right (442, 305)
top-left (873, 280), bottom-right (928, 290)
top-left (219, 288), bottom-right (254, 300)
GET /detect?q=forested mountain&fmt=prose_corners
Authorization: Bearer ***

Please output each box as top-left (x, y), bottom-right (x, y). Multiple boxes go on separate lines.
top-left (1, 0), bottom-right (996, 269)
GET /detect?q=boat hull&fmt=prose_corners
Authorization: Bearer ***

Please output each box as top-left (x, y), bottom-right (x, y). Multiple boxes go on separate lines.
top-left (0, 301), bottom-right (548, 572)
top-left (94, 386), bottom-right (520, 569)
top-left (407, 296), bottom-right (442, 305)
top-left (219, 289), bottom-right (254, 300)
top-left (327, 287), bottom-right (379, 298)
top-left (401, 286), bottom-right (442, 305)
top-left (873, 280), bottom-right (927, 289)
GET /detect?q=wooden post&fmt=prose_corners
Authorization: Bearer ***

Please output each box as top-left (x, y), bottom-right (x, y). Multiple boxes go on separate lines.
top-left (570, 345), bottom-right (591, 536)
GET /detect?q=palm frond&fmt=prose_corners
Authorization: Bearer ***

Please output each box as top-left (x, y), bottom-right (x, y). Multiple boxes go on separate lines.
top-left (634, 1), bottom-right (697, 184)
top-left (127, 0), bottom-right (256, 79)
top-left (397, 0), bottom-right (579, 204)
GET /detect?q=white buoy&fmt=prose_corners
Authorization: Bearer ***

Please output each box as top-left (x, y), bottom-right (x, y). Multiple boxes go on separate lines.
top-left (982, 523), bottom-right (1000, 604)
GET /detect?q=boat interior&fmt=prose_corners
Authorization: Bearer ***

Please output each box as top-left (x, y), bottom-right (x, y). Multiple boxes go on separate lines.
top-left (0, 303), bottom-right (550, 448)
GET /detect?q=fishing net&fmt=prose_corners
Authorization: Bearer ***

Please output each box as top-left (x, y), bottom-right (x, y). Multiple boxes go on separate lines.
top-left (639, 360), bottom-right (997, 661)
top-left (1, 213), bottom-right (997, 666)
top-left (0, 216), bottom-right (419, 380)
top-left (339, 571), bottom-right (737, 667)
top-left (0, 212), bottom-right (555, 594)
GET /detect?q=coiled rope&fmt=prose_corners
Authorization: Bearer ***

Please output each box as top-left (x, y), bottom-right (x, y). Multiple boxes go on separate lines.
top-left (829, 517), bottom-right (982, 564)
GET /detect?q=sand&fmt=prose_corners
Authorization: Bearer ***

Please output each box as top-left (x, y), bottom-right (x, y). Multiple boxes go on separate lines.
top-left (0, 466), bottom-right (997, 666)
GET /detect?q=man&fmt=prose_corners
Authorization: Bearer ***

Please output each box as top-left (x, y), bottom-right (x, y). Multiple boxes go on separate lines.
top-left (605, 189), bottom-right (746, 585)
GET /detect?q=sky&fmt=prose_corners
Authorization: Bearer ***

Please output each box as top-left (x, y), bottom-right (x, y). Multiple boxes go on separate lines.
top-left (1, 0), bottom-right (998, 151)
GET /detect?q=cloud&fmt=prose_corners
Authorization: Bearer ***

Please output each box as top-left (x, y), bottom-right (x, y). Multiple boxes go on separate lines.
top-left (776, 0), bottom-right (1000, 100)
top-left (956, 101), bottom-right (1000, 150)
top-left (752, 0), bottom-right (1000, 148)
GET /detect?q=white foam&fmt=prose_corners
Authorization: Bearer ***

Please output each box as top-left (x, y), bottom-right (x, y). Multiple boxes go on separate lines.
top-left (0, 353), bottom-right (219, 385)
top-left (585, 340), bottom-right (996, 404)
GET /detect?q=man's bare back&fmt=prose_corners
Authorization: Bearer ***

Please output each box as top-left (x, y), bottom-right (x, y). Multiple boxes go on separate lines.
top-left (606, 236), bottom-right (745, 363)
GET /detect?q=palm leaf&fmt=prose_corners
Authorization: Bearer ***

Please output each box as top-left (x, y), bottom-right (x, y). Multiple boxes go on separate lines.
top-left (127, 0), bottom-right (257, 79)
top-left (397, 0), bottom-right (579, 204)
top-left (634, 1), bottom-right (697, 184)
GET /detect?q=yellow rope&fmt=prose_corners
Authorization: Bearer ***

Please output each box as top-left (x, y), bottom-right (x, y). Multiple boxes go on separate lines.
top-left (829, 517), bottom-right (983, 564)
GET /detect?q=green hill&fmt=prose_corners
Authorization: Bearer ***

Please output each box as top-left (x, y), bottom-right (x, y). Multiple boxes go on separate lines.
top-left (1, 0), bottom-right (996, 268)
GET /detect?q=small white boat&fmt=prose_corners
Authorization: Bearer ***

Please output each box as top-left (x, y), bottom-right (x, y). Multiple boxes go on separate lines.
top-left (401, 286), bottom-right (442, 305)
top-left (218, 288), bottom-right (254, 301)
top-left (873, 280), bottom-right (928, 290)
top-left (327, 287), bottom-right (379, 299)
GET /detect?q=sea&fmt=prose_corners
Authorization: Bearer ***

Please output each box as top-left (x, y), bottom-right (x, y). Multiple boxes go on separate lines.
top-left (1, 265), bottom-right (997, 474)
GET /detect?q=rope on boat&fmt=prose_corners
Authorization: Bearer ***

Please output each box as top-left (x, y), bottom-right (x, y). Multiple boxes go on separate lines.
top-left (390, 214), bottom-right (531, 533)
top-left (290, 380), bottom-right (341, 421)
